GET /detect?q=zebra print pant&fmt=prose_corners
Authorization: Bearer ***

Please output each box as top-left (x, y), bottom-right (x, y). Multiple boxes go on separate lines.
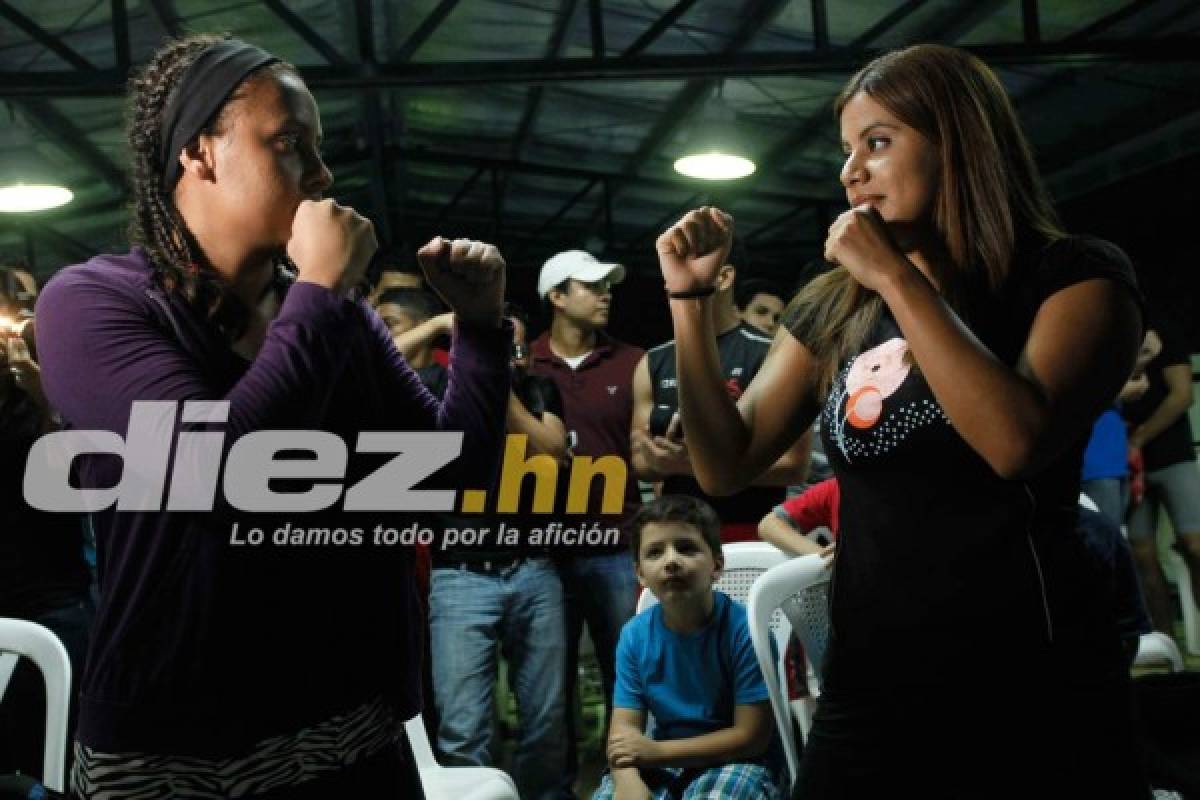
top-left (72, 696), bottom-right (399, 799)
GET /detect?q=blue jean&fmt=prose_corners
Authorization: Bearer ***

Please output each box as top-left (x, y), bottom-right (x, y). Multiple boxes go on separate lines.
top-left (1081, 476), bottom-right (1128, 530)
top-left (428, 558), bottom-right (566, 800)
top-left (558, 552), bottom-right (639, 799)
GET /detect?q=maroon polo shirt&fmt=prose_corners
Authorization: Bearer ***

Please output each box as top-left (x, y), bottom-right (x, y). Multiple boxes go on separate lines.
top-left (530, 330), bottom-right (644, 551)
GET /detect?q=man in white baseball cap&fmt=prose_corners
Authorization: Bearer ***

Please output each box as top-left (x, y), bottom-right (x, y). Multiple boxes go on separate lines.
top-left (528, 249), bottom-right (642, 797)
top-left (536, 249), bottom-right (626, 301)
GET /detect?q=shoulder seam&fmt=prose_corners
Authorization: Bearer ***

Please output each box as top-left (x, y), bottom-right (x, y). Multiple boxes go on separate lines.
top-left (737, 328), bottom-right (772, 344)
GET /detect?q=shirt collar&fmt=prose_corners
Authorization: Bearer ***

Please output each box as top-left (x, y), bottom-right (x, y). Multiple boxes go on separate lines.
top-left (531, 330), bottom-right (614, 368)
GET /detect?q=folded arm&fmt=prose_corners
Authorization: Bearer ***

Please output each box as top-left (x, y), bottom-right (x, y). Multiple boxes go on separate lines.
top-left (607, 703), bottom-right (774, 771)
top-left (880, 268), bottom-right (1141, 479)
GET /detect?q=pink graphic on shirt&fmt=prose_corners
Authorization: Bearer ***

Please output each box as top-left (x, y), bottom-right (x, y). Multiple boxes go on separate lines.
top-left (843, 338), bottom-right (911, 429)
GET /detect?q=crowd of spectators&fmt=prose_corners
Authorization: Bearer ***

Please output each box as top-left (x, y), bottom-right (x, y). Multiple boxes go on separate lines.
top-left (5, 214), bottom-right (1200, 800)
top-left (2, 35), bottom-right (1199, 800)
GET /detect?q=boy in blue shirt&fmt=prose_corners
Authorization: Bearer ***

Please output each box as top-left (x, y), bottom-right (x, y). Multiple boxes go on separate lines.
top-left (595, 495), bottom-right (784, 800)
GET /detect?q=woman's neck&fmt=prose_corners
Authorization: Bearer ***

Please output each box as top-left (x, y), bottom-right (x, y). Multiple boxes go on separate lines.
top-left (180, 202), bottom-right (278, 308)
top-left (202, 246), bottom-right (277, 309)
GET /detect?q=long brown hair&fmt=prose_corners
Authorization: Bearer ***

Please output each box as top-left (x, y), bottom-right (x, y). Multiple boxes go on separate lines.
top-left (786, 44), bottom-right (1063, 396)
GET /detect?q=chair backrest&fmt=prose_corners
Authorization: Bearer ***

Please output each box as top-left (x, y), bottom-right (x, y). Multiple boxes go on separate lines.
top-left (747, 554), bottom-right (833, 793)
top-left (0, 618), bottom-right (72, 792)
top-left (781, 580), bottom-right (830, 692)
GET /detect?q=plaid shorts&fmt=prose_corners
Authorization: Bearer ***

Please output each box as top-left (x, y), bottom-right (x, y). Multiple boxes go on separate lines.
top-left (592, 762), bottom-right (784, 800)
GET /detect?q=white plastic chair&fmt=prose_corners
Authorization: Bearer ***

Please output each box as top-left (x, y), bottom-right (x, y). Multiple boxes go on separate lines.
top-left (403, 715), bottom-right (519, 800)
top-left (747, 554), bottom-right (833, 793)
top-left (1162, 549), bottom-right (1200, 656)
top-left (0, 618), bottom-right (72, 793)
top-left (1135, 631), bottom-right (1185, 672)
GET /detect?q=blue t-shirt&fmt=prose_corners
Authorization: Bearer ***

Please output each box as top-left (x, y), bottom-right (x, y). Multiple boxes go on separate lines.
top-left (614, 590), bottom-right (770, 741)
top-left (1082, 407), bottom-right (1128, 481)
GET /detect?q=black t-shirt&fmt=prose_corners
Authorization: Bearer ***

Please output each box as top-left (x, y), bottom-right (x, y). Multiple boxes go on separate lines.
top-left (0, 391), bottom-right (91, 617)
top-left (1123, 326), bottom-right (1195, 470)
top-left (433, 372), bottom-right (564, 563)
top-left (787, 236), bottom-right (1140, 690)
top-left (647, 323), bottom-right (781, 525)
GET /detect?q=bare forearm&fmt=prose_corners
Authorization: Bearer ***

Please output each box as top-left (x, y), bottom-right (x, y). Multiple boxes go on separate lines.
top-left (879, 268), bottom-right (1138, 479)
top-left (749, 449), bottom-right (809, 487)
top-left (642, 727), bottom-right (767, 769)
top-left (393, 315), bottom-right (451, 360)
top-left (1133, 389), bottom-right (1192, 447)
top-left (610, 767), bottom-right (651, 800)
top-left (759, 514), bottom-right (823, 556)
top-left (631, 431), bottom-right (673, 481)
top-left (1117, 380), bottom-right (1146, 404)
top-left (635, 427), bottom-right (808, 488)
top-left (506, 396), bottom-right (566, 458)
top-left (879, 269), bottom-right (1046, 475)
top-left (671, 297), bottom-right (751, 491)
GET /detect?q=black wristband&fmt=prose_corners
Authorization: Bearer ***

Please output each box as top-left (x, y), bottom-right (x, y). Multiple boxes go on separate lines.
top-left (666, 285), bottom-right (716, 299)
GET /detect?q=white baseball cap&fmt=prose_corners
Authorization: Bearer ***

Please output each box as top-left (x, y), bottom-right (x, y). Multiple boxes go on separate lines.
top-left (537, 250), bottom-right (625, 299)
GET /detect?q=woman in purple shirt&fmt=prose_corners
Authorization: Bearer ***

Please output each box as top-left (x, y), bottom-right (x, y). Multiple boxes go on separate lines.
top-left (35, 35), bottom-right (510, 797)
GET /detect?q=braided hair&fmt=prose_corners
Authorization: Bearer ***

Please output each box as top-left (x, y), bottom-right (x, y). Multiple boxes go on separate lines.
top-left (125, 34), bottom-right (294, 338)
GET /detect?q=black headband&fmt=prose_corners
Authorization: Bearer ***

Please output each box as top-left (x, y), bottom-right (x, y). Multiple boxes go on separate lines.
top-left (158, 39), bottom-right (280, 191)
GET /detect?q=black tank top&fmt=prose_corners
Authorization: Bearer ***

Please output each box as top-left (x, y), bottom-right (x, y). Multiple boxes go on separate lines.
top-left (647, 323), bottom-right (782, 525)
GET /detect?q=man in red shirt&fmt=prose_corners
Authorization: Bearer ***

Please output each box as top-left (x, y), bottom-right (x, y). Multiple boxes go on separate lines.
top-left (528, 249), bottom-right (643, 798)
top-left (758, 478), bottom-right (840, 556)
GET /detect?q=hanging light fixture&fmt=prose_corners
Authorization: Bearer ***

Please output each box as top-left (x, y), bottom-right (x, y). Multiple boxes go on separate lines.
top-left (673, 82), bottom-right (756, 181)
top-left (0, 105), bottom-right (74, 213)
top-left (0, 184), bottom-right (73, 213)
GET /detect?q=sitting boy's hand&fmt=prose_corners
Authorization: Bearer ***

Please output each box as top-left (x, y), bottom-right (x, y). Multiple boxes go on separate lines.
top-left (607, 728), bottom-right (660, 768)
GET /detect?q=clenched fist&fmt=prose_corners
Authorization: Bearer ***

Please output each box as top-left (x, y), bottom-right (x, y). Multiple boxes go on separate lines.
top-left (288, 199), bottom-right (378, 294)
top-left (416, 237), bottom-right (506, 329)
top-left (823, 204), bottom-right (909, 292)
top-left (607, 727), bottom-right (660, 769)
top-left (656, 207), bottom-right (734, 295)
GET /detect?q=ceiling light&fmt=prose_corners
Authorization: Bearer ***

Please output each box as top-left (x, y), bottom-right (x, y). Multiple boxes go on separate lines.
top-left (0, 104), bottom-right (75, 212)
top-left (673, 82), bottom-right (756, 182)
top-left (674, 153), bottom-right (756, 181)
top-left (0, 183), bottom-right (73, 213)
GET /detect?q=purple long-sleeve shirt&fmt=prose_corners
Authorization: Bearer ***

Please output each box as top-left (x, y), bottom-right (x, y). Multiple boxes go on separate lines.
top-left (34, 249), bottom-right (510, 756)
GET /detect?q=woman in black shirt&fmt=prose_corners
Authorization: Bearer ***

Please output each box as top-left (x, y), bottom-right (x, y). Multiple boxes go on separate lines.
top-left (656, 45), bottom-right (1145, 797)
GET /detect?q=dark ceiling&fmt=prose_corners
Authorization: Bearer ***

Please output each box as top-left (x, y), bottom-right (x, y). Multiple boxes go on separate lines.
top-left (1, 0), bottom-right (1199, 345)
